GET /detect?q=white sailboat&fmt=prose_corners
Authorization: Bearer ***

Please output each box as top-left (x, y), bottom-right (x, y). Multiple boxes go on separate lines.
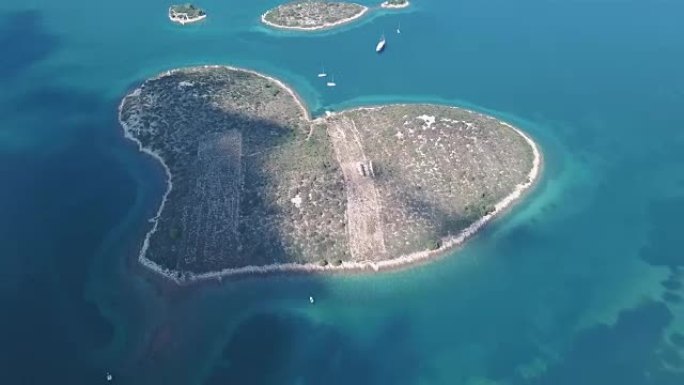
top-left (376, 34), bottom-right (386, 53)
top-left (326, 75), bottom-right (336, 87)
top-left (317, 66), bottom-right (327, 78)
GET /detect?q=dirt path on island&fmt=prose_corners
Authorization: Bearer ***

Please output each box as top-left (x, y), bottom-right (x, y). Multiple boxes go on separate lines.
top-left (326, 116), bottom-right (386, 260)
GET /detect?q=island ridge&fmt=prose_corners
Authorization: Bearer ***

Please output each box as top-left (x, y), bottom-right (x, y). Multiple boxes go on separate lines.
top-left (119, 66), bottom-right (540, 282)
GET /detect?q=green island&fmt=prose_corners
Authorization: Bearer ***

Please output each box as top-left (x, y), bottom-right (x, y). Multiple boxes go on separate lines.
top-left (168, 4), bottom-right (207, 25)
top-left (119, 66), bottom-right (540, 282)
top-left (261, 1), bottom-right (369, 31)
top-left (381, 0), bottom-right (410, 9)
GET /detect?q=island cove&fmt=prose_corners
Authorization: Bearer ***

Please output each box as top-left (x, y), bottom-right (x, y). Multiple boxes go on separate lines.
top-left (119, 66), bottom-right (541, 283)
top-left (261, 1), bottom-right (410, 31)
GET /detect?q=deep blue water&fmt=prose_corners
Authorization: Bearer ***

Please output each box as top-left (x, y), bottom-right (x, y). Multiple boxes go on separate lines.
top-left (1, 0), bottom-right (684, 384)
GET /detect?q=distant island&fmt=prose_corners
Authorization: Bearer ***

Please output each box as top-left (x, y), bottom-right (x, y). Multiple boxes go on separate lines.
top-left (168, 4), bottom-right (206, 25)
top-left (119, 66), bottom-right (541, 282)
top-left (381, 0), bottom-right (410, 9)
top-left (261, 1), bottom-right (369, 31)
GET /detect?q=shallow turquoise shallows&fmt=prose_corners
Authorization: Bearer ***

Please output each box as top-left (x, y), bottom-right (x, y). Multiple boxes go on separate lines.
top-left (1, 0), bottom-right (684, 383)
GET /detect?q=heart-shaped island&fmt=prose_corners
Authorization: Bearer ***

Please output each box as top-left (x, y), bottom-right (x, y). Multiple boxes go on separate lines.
top-left (119, 66), bottom-right (540, 282)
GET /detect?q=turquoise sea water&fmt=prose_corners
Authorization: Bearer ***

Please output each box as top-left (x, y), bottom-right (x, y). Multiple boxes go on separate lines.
top-left (2, 0), bottom-right (684, 383)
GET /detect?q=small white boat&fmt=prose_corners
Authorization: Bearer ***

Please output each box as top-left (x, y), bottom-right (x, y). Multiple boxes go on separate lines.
top-left (326, 76), bottom-right (336, 87)
top-left (396, 22), bottom-right (401, 34)
top-left (309, 296), bottom-right (315, 304)
top-left (376, 35), bottom-right (386, 53)
top-left (317, 67), bottom-right (327, 78)
top-left (106, 372), bottom-right (113, 381)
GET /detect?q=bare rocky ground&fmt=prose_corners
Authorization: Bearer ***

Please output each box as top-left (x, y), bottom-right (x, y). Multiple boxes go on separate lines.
top-left (120, 67), bottom-right (535, 275)
top-left (262, 1), bottom-right (366, 29)
top-left (326, 106), bottom-right (534, 259)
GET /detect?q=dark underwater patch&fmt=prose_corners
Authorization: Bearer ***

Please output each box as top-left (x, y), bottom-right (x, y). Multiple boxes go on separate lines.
top-left (670, 333), bottom-right (684, 348)
top-left (0, 10), bottom-right (58, 80)
top-left (661, 278), bottom-right (682, 291)
top-left (519, 300), bottom-right (682, 385)
top-left (640, 197), bottom-right (684, 267)
top-left (204, 311), bottom-right (425, 385)
top-left (662, 292), bottom-right (683, 304)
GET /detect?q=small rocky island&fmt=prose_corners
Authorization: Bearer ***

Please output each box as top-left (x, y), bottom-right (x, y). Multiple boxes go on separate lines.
top-left (261, 1), bottom-right (369, 31)
top-left (381, 0), bottom-right (410, 9)
top-left (119, 66), bottom-right (540, 281)
top-left (168, 4), bottom-right (206, 25)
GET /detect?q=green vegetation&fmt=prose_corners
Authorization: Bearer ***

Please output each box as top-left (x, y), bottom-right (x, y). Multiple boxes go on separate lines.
top-left (169, 227), bottom-right (182, 240)
top-left (121, 67), bottom-right (348, 274)
top-left (170, 4), bottom-right (206, 18)
top-left (262, 1), bottom-right (367, 30)
top-left (423, 237), bottom-right (442, 251)
top-left (121, 67), bottom-right (536, 277)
